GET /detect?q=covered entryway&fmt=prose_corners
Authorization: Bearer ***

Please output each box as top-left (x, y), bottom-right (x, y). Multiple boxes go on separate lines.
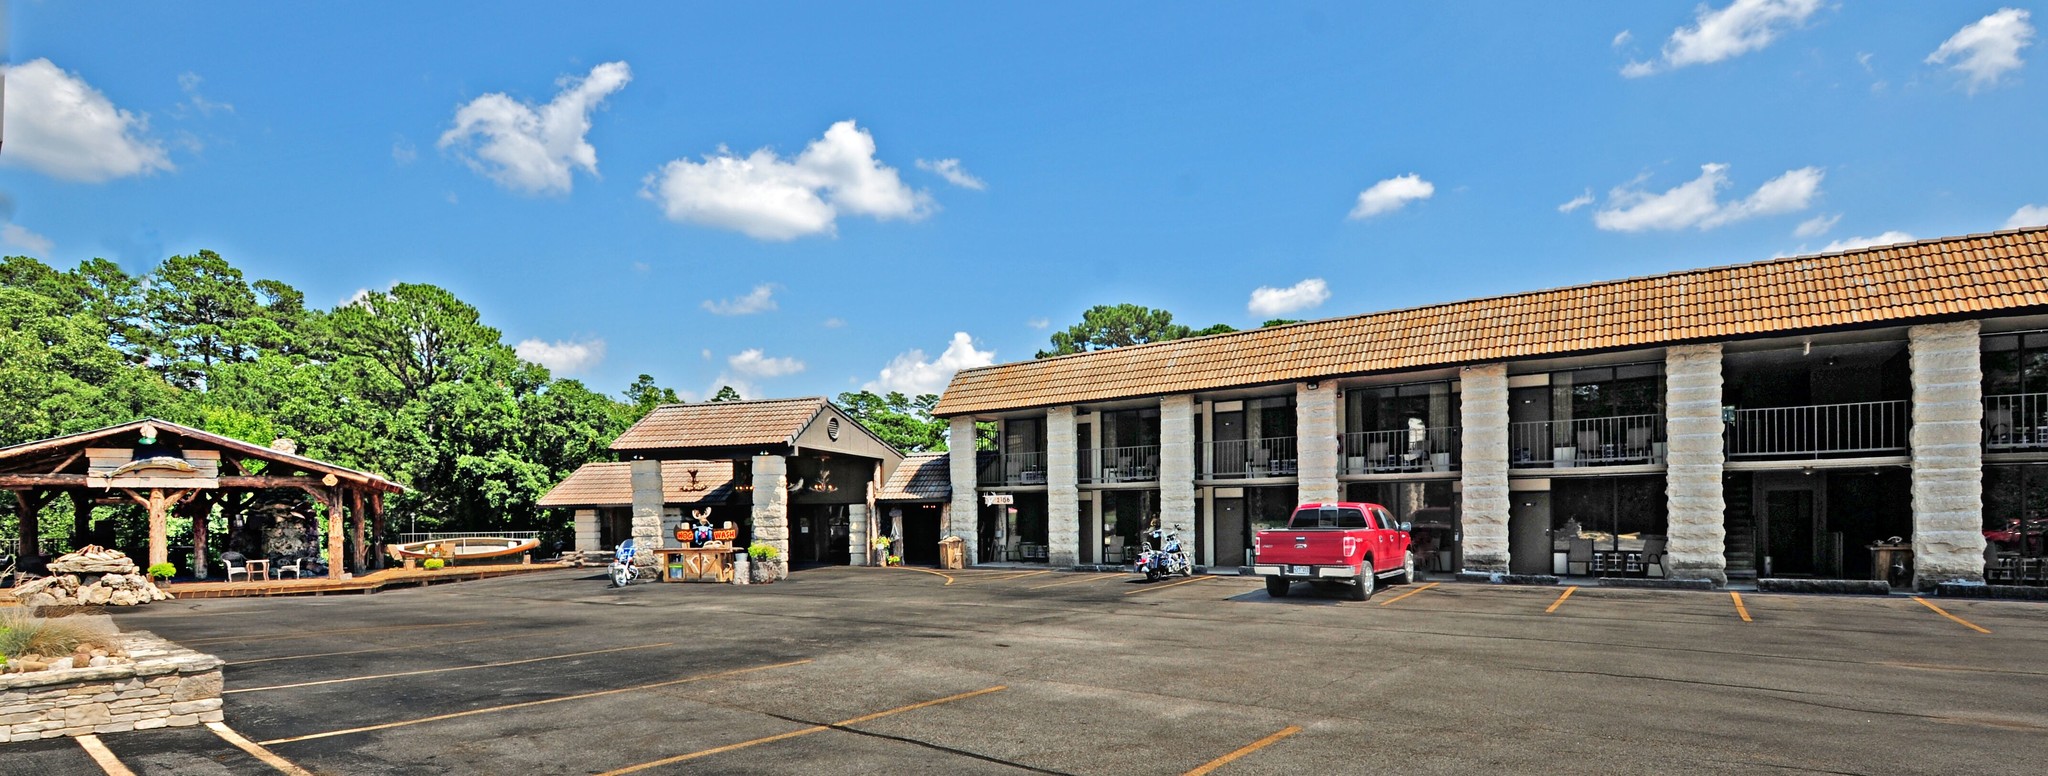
top-left (874, 453), bottom-right (952, 567)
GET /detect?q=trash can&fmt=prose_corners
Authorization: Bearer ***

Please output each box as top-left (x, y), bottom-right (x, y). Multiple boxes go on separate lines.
top-left (938, 536), bottom-right (966, 570)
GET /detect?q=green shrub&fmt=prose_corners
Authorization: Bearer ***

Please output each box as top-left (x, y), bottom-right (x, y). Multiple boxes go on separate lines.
top-left (423, 558), bottom-right (446, 570)
top-left (147, 562), bottom-right (177, 581)
top-left (0, 610), bottom-right (110, 659)
top-left (746, 543), bottom-right (779, 562)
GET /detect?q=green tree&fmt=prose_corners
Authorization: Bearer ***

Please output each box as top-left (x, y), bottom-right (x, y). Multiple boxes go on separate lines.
top-left (1260, 319), bottom-right (1302, 328)
top-left (622, 374), bottom-right (681, 419)
top-left (835, 391), bottom-right (946, 452)
top-left (327, 283), bottom-right (504, 406)
top-left (145, 251), bottom-right (264, 386)
top-left (710, 386), bottom-right (743, 402)
top-left (1192, 323), bottom-right (1238, 336)
top-left (1036, 304), bottom-right (1237, 358)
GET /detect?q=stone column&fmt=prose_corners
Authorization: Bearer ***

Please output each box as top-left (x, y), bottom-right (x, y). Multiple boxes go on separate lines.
top-left (1910, 321), bottom-right (1986, 589)
top-left (847, 504), bottom-right (870, 566)
top-left (630, 460), bottom-right (665, 570)
top-left (1160, 396), bottom-right (1197, 544)
top-left (1664, 344), bottom-right (1727, 586)
top-left (1296, 382), bottom-right (1340, 504)
top-left (573, 508), bottom-right (600, 553)
top-left (1046, 407), bottom-right (1080, 567)
top-left (751, 455), bottom-right (790, 578)
top-left (1460, 364), bottom-right (1511, 573)
top-left (948, 417), bottom-right (980, 565)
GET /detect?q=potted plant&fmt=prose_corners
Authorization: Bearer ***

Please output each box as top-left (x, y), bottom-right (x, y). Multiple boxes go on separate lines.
top-left (146, 563), bottom-right (176, 589)
top-left (422, 558), bottom-right (446, 571)
top-left (746, 542), bottom-right (781, 583)
top-left (871, 535), bottom-right (895, 566)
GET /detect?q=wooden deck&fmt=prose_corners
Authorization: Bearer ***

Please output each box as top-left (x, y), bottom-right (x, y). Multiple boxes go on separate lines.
top-left (160, 562), bottom-right (572, 599)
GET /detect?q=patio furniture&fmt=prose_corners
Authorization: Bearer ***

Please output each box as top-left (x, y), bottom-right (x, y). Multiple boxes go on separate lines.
top-left (1627, 426), bottom-right (1654, 459)
top-left (222, 552), bottom-right (254, 582)
top-left (1567, 537), bottom-right (1593, 576)
top-left (1641, 536), bottom-right (1666, 578)
top-left (244, 558), bottom-right (271, 582)
top-left (1576, 429), bottom-right (1602, 461)
top-left (273, 556), bottom-right (306, 579)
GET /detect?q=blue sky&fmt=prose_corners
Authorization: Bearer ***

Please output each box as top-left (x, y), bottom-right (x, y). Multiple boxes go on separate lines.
top-left (3, 2), bottom-right (2044, 401)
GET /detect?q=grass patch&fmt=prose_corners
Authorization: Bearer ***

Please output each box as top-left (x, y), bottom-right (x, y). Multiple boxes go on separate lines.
top-left (0, 609), bottom-right (115, 659)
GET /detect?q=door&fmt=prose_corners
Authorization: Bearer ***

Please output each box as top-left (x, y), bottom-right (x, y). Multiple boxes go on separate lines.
top-left (901, 505), bottom-right (940, 565)
top-left (1213, 498), bottom-right (1247, 566)
top-left (1213, 411), bottom-right (1245, 478)
top-left (1508, 492), bottom-right (1551, 575)
top-left (1763, 489), bottom-right (1818, 576)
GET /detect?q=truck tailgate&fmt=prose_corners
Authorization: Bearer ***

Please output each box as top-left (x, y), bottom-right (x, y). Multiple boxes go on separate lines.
top-left (1254, 530), bottom-right (1360, 567)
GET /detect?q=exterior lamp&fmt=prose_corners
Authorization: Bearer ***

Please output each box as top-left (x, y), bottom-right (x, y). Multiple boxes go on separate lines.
top-left (137, 422), bottom-right (159, 446)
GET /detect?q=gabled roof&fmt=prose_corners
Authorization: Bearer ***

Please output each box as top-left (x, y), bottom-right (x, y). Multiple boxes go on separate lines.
top-left (609, 397), bottom-right (902, 460)
top-left (537, 460), bottom-right (736, 508)
top-left (875, 453), bottom-right (951, 502)
top-left (935, 227), bottom-right (2048, 416)
top-left (0, 418), bottom-right (404, 492)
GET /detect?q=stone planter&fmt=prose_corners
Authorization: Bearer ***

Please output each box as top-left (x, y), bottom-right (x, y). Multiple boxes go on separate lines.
top-left (748, 559), bottom-right (783, 584)
top-left (1, 620), bottom-right (223, 741)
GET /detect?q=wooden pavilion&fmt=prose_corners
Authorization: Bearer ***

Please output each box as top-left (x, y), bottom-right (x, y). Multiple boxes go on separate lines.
top-left (0, 419), bottom-right (403, 580)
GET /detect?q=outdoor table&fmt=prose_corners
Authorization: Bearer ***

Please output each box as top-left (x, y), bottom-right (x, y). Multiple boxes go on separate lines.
top-left (1591, 551), bottom-right (1643, 576)
top-left (658, 547), bottom-right (734, 583)
top-left (244, 559), bottom-right (271, 581)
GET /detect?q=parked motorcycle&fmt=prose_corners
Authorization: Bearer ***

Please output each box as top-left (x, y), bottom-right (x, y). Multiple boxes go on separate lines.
top-left (1134, 528), bottom-right (1194, 582)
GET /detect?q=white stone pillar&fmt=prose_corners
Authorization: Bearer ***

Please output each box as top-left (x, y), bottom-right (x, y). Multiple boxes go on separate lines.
top-left (948, 417), bottom-right (981, 566)
top-left (1910, 321), bottom-right (1986, 589)
top-left (847, 504), bottom-right (869, 566)
top-left (1460, 364), bottom-right (1511, 573)
top-left (1160, 396), bottom-right (1197, 545)
top-left (1664, 344), bottom-right (1727, 586)
top-left (629, 460), bottom-right (665, 570)
top-left (1047, 407), bottom-right (1080, 567)
top-left (573, 508), bottom-right (600, 553)
top-left (751, 455), bottom-right (790, 578)
top-left (1296, 381), bottom-right (1340, 504)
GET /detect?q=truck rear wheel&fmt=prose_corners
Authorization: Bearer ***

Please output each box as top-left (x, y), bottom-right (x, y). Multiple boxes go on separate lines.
top-left (1265, 576), bottom-right (1290, 598)
top-left (1348, 565), bottom-right (1374, 601)
top-left (1391, 552), bottom-right (1415, 585)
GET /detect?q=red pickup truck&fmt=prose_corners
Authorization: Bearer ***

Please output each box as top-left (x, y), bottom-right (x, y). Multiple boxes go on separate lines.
top-left (1253, 502), bottom-right (1415, 601)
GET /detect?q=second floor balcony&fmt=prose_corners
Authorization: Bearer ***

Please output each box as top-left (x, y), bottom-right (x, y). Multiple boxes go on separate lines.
top-left (979, 450), bottom-right (1047, 486)
top-left (1985, 392), bottom-right (2048, 452)
top-left (1081, 444), bottom-right (1160, 484)
top-left (1342, 428), bottom-right (1461, 474)
top-left (1511, 413), bottom-right (1665, 468)
top-left (1203, 437), bottom-right (1298, 480)
top-left (1725, 400), bottom-right (1909, 459)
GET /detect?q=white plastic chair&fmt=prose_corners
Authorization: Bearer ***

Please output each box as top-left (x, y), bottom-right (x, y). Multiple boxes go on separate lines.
top-left (223, 553), bottom-right (252, 582)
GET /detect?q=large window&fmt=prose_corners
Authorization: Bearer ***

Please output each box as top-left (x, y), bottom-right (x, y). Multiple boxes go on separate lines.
top-left (1349, 481), bottom-right (1461, 571)
top-left (1347, 382), bottom-right (1457, 433)
top-left (1985, 464), bottom-right (2048, 587)
top-left (1552, 476), bottom-right (1667, 552)
top-left (1983, 332), bottom-right (2048, 396)
top-left (1561, 364), bottom-right (1664, 419)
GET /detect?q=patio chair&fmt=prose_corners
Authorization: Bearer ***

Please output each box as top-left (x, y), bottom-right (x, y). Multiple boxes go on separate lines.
top-left (1641, 536), bottom-right (1666, 578)
top-left (1250, 447), bottom-right (1271, 475)
top-left (1566, 537), bottom-right (1593, 576)
top-left (1626, 426), bottom-right (1654, 458)
top-left (273, 555), bottom-right (306, 579)
top-left (1366, 441), bottom-right (1389, 469)
top-left (1984, 406), bottom-right (2013, 446)
top-left (222, 551), bottom-right (252, 582)
top-left (1575, 429), bottom-right (1602, 461)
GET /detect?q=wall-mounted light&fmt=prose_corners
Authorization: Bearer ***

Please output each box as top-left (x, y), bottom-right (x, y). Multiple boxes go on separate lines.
top-left (1306, 380), bottom-right (1321, 390)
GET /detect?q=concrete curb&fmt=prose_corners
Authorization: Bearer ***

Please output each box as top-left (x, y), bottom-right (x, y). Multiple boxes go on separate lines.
top-left (1757, 578), bottom-right (1891, 595)
top-left (1935, 582), bottom-right (2048, 601)
top-left (1453, 572), bottom-right (1561, 585)
top-left (1597, 577), bottom-right (1717, 590)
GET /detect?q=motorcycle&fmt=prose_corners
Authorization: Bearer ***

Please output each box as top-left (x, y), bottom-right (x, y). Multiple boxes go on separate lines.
top-left (609, 538), bottom-right (641, 588)
top-left (1134, 528), bottom-right (1194, 582)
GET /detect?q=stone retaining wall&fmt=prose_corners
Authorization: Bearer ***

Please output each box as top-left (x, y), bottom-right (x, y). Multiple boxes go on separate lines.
top-left (1, 626), bottom-right (223, 742)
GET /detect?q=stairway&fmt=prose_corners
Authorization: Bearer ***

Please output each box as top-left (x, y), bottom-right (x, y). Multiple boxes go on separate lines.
top-left (1723, 476), bottom-right (1757, 578)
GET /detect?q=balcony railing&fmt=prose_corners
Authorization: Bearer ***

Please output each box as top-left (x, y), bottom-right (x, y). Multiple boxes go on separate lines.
top-left (1341, 428), bottom-right (1461, 474)
top-left (979, 451), bottom-right (1048, 486)
top-left (1204, 437), bottom-right (1299, 479)
top-left (1726, 400), bottom-right (1908, 458)
top-left (1081, 444), bottom-right (1160, 484)
top-left (1510, 413), bottom-right (1665, 468)
top-left (1985, 393), bottom-right (2048, 452)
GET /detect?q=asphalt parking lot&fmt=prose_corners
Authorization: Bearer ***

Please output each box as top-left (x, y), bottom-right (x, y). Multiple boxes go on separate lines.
top-left (9, 566), bottom-right (2038, 775)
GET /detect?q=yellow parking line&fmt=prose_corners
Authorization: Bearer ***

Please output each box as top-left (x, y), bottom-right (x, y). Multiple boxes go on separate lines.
top-left (207, 722), bottom-right (316, 776)
top-left (1913, 597), bottom-right (1992, 634)
top-left (260, 659), bottom-right (811, 745)
top-left (182, 621), bottom-right (490, 646)
top-left (1544, 586), bottom-right (1578, 614)
top-left (887, 566), bottom-right (956, 585)
top-left (75, 734), bottom-right (137, 776)
top-left (1731, 591), bottom-right (1752, 622)
top-left (595, 686), bottom-right (1008, 775)
top-left (227, 642), bottom-right (673, 694)
top-left (1027, 573), bottom-right (1124, 591)
top-left (1377, 582), bottom-right (1439, 607)
top-left (1184, 725), bottom-right (1302, 776)
top-left (1124, 575), bottom-right (1217, 596)
top-left (955, 569), bottom-right (1055, 584)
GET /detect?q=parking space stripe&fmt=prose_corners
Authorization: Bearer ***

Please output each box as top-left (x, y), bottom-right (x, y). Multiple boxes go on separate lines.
top-left (1731, 591), bottom-right (1752, 622)
top-left (1913, 597), bottom-right (1992, 634)
top-left (182, 621), bottom-right (490, 646)
top-left (226, 642), bottom-right (674, 694)
top-left (260, 659), bottom-right (812, 745)
top-left (1378, 582), bottom-right (1439, 607)
top-left (1124, 575), bottom-right (1217, 596)
top-left (595, 685), bottom-right (1008, 775)
top-left (207, 722), bottom-right (316, 776)
top-left (1544, 586), bottom-right (1578, 614)
top-left (1026, 573), bottom-right (1125, 591)
top-left (75, 734), bottom-right (137, 776)
top-left (887, 566), bottom-right (957, 585)
top-left (1183, 725), bottom-right (1302, 776)
top-left (228, 633), bottom-right (514, 666)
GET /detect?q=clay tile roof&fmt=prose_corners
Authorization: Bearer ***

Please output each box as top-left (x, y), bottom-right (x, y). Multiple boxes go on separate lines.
top-left (876, 453), bottom-right (952, 501)
top-left (936, 227), bottom-right (2048, 416)
top-left (610, 397), bottom-right (831, 452)
top-left (537, 460), bottom-right (736, 508)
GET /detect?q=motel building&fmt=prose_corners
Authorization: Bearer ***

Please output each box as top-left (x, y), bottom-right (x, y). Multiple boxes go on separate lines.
top-left (931, 227), bottom-right (2048, 590)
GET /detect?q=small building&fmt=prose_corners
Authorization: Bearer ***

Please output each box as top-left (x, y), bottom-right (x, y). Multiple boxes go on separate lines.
top-left (540, 397), bottom-right (904, 573)
top-left (873, 452), bottom-right (958, 566)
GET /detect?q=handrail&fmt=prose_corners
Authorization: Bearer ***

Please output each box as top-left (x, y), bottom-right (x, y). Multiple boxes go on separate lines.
top-left (979, 450), bottom-right (1049, 486)
top-left (1985, 392), bottom-right (2048, 451)
top-left (1726, 400), bottom-right (1909, 458)
top-left (1510, 413), bottom-right (1665, 468)
top-left (1082, 444), bottom-right (1161, 483)
top-left (1204, 437), bottom-right (1299, 479)
top-left (398, 531), bottom-right (541, 544)
top-left (1341, 428), bottom-right (1461, 474)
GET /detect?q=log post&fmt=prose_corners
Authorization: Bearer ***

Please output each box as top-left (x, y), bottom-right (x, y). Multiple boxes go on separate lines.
top-left (187, 492), bottom-right (215, 580)
top-left (350, 489), bottom-right (367, 573)
top-left (325, 488), bottom-right (345, 579)
top-left (135, 488), bottom-right (194, 570)
top-left (371, 492), bottom-right (387, 570)
top-left (14, 491), bottom-right (48, 558)
top-left (71, 490), bottom-right (94, 549)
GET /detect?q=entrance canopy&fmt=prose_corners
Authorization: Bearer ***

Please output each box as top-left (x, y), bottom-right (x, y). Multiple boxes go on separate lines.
top-left (0, 418), bottom-right (403, 579)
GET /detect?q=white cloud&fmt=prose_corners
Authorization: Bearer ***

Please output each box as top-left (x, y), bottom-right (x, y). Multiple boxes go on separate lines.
top-left (515, 337), bottom-right (607, 374)
top-left (915, 158), bottom-right (986, 190)
top-left (438, 61), bottom-right (631, 195)
top-left (2, 223), bottom-right (54, 254)
top-left (822, 317), bottom-right (846, 328)
top-left (1348, 173), bottom-right (1434, 219)
top-left (701, 284), bottom-right (778, 315)
top-left (0, 59), bottom-right (174, 182)
top-left (866, 332), bottom-right (996, 396)
top-left (175, 72), bottom-right (233, 117)
top-left (1822, 231), bottom-right (1914, 252)
top-left (1612, 30), bottom-right (1634, 49)
top-left (340, 288), bottom-right (371, 308)
top-left (1793, 212), bottom-right (1841, 237)
top-left (642, 120), bottom-right (933, 241)
top-left (1623, 0), bottom-right (1824, 77)
top-left (1248, 278), bottom-right (1332, 317)
top-left (1027, 318), bottom-right (1050, 330)
top-left (2005, 204), bottom-right (2048, 229)
top-left (727, 348), bottom-right (805, 378)
top-left (1557, 189), bottom-right (1595, 214)
top-left (1590, 163), bottom-right (1822, 232)
top-left (1927, 9), bottom-right (2035, 93)
top-left (392, 136), bottom-right (418, 165)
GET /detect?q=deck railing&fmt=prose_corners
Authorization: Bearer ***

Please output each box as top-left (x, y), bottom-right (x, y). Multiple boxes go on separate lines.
top-left (1725, 400), bottom-right (1909, 458)
top-left (1341, 428), bottom-right (1461, 474)
top-left (979, 451), bottom-right (1049, 486)
top-left (1204, 437), bottom-right (1299, 479)
top-left (1082, 444), bottom-right (1161, 484)
top-left (1985, 393), bottom-right (2048, 451)
top-left (1510, 413), bottom-right (1665, 468)
top-left (398, 530), bottom-right (541, 544)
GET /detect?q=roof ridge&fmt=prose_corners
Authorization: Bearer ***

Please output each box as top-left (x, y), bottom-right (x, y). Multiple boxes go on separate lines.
top-left (649, 395), bottom-right (827, 409)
